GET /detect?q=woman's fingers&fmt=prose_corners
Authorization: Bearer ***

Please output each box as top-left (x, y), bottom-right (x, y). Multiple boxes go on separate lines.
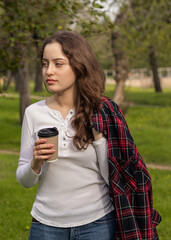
top-left (33, 138), bottom-right (55, 160)
top-left (34, 148), bottom-right (56, 159)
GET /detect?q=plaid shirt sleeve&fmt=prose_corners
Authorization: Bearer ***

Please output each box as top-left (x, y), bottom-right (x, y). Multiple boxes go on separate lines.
top-left (92, 97), bottom-right (161, 240)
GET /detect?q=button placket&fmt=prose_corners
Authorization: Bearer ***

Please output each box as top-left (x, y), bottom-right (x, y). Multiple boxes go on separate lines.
top-left (61, 110), bottom-right (75, 154)
top-left (62, 131), bottom-right (68, 149)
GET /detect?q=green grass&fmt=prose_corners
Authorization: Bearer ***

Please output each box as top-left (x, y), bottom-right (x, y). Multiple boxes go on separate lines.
top-left (105, 84), bottom-right (171, 106)
top-left (0, 154), bottom-right (37, 240)
top-left (124, 87), bottom-right (171, 106)
top-left (0, 85), bottom-right (171, 165)
top-left (105, 85), bottom-right (171, 166)
top-left (0, 85), bottom-right (171, 239)
top-left (0, 97), bottom-right (21, 151)
top-left (0, 85), bottom-right (48, 151)
top-left (126, 106), bottom-right (171, 165)
top-left (150, 169), bottom-right (171, 240)
top-left (0, 153), bottom-right (170, 240)
top-left (3, 81), bottom-right (50, 98)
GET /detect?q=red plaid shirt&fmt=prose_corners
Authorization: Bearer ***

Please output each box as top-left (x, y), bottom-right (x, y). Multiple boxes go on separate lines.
top-left (92, 97), bottom-right (161, 240)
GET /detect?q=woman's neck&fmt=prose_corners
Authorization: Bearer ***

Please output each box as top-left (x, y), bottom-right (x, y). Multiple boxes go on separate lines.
top-left (46, 89), bottom-right (77, 111)
top-left (46, 95), bottom-right (75, 120)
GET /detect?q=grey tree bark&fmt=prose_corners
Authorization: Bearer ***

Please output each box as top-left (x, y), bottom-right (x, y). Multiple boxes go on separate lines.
top-left (3, 70), bottom-right (13, 91)
top-left (111, 15), bottom-right (129, 105)
top-left (17, 64), bottom-right (31, 124)
top-left (149, 46), bottom-right (162, 92)
top-left (34, 60), bottom-right (43, 92)
top-left (32, 28), bottom-right (43, 92)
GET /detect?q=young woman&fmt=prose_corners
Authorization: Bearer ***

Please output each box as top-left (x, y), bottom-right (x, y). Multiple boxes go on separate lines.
top-left (16, 31), bottom-right (161, 240)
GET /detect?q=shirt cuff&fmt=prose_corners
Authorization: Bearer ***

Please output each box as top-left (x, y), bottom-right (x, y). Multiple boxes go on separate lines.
top-left (92, 137), bottom-right (106, 147)
top-left (30, 162), bottom-right (42, 177)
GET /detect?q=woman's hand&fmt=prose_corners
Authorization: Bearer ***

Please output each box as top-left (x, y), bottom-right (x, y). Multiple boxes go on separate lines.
top-left (31, 138), bottom-right (56, 174)
top-left (92, 127), bottom-right (103, 141)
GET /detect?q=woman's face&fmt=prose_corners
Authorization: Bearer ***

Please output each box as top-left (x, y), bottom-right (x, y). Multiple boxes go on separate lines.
top-left (42, 42), bottom-right (76, 95)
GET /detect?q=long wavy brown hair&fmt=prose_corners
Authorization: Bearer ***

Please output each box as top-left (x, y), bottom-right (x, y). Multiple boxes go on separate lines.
top-left (41, 31), bottom-right (106, 150)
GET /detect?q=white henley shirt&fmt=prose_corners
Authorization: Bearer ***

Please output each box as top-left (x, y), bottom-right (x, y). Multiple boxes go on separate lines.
top-left (16, 100), bottom-right (114, 227)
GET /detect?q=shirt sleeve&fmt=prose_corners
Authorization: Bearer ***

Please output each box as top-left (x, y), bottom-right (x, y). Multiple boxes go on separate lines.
top-left (16, 108), bottom-right (42, 188)
top-left (93, 137), bottom-right (109, 185)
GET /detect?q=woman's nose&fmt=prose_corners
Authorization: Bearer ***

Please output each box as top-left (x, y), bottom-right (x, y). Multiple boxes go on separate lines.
top-left (46, 64), bottom-right (55, 76)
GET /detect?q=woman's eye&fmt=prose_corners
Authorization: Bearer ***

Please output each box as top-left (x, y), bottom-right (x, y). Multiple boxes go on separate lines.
top-left (42, 62), bottom-right (48, 67)
top-left (55, 62), bottom-right (63, 67)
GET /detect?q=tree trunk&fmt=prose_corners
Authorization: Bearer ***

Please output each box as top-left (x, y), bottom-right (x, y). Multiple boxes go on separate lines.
top-left (17, 65), bottom-right (31, 124)
top-left (113, 79), bottom-right (126, 104)
top-left (149, 47), bottom-right (162, 92)
top-left (3, 70), bottom-right (13, 91)
top-left (3, 0), bottom-right (31, 123)
top-left (111, 31), bottom-right (128, 105)
top-left (14, 72), bottom-right (20, 92)
top-left (34, 60), bottom-right (43, 92)
top-left (32, 27), bottom-right (43, 92)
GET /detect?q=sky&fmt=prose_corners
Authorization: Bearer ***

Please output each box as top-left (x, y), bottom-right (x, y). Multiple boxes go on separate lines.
top-left (97, 0), bottom-right (119, 21)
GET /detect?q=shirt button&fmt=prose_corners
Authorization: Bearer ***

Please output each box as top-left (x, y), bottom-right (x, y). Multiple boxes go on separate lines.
top-left (63, 137), bottom-right (66, 141)
top-left (70, 111), bottom-right (73, 114)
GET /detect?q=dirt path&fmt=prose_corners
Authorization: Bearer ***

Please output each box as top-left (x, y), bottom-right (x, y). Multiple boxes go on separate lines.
top-left (0, 149), bottom-right (171, 171)
top-left (0, 93), bottom-right (43, 100)
top-left (146, 163), bottom-right (171, 171)
top-left (0, 149), bottom-right (20, 155)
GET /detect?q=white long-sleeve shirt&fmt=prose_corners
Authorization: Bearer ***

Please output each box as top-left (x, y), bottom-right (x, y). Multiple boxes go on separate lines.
top-left (16, 100), bottom-right (113, 227)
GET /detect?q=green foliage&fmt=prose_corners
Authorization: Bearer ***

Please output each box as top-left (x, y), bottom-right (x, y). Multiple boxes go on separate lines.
top-left (121, 0), bottom-right (171, 68)
top-left (87, 34), bottom-right (114, 69)
top-left (0, 0), bottom-right (170, 74)
top-left (0, 0), bottom-right (105, 73)
top-left (91, 0), bottom-right (171, 69)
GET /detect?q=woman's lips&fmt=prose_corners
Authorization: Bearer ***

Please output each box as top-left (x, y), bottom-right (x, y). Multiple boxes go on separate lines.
top-left (47, 79), bottom-right (57, 84)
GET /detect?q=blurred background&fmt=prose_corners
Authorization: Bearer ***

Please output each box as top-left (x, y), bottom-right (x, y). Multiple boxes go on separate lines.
top-left (0, 0), bottom-right (170, 239)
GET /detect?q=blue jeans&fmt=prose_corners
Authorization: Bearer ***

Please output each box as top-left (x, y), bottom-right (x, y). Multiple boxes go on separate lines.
top-left (29, 210), bottom-right (116, 240)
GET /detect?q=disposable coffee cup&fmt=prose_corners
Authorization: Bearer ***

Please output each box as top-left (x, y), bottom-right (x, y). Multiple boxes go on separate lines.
top-left (38, 127), bottom-right (59, 162)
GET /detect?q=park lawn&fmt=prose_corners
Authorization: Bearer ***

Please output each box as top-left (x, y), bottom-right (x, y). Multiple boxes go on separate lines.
top-left (0, 153), bottom-right (170, 240)
top-left (149, 169), bottom-right (171, 240)
top-left (4, 80), bottom-right (50, 98)
top-left (0, 154), bottom-right (37, 240)
top-left (0, 85), bottom-right (171, 165)
top-left (105, 85), bottom-right (171, 165)
top-left (105, 84), bottom-right (171, 106)
top-left (126, 106), bottom-right (171, 165)
top-left (0, 95), bottom-right (43, 151)
top-left (0, 97), bottom-right (21, 151)
top-left (124, 87), bottom-right (171, 106)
